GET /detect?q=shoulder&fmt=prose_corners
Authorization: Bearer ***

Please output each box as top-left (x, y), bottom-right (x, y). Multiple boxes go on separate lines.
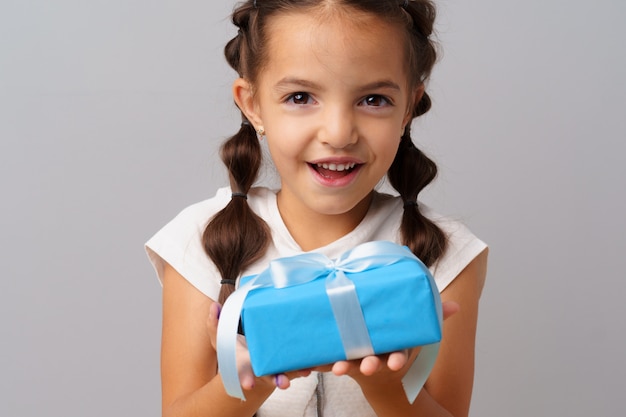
top-left (424, 208), bottom-right (488, 293)
top-left (368, 192), bottom-right (487, 292)
top-left (146, 187), bottom-right (233, 257)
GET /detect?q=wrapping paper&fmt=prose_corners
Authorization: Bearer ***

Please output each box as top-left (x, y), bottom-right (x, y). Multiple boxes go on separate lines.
top-left (217, 241), bottom-right (442, 402)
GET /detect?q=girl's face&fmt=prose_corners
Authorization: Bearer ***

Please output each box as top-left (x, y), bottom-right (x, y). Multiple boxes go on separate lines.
top-left (238, 9), bottom-right (417, 224)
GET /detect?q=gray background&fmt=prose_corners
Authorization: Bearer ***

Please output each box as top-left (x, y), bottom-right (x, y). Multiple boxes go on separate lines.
top-left (1, 0), bottom-right (624, 416)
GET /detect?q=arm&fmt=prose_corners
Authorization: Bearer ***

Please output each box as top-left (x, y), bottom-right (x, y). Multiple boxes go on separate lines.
top-left (160, 262), bottom-right (275, 417)
top-left (333, 248), bottom-right (488, 417)
top-left (422, 248), bottom-right (488, 417)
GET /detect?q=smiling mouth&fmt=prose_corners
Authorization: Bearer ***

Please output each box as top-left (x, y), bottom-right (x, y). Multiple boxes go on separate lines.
top-left (311, 162), bottom-right (360, 179)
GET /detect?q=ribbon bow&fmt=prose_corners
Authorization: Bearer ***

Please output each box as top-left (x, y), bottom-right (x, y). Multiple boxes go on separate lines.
top-left (216, 240), bottom-right (442, 403)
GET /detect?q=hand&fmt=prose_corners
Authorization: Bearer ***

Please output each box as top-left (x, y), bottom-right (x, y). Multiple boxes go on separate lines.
top-left (328, 300), bottom-right (461, 380)
top-left (207, 302), bottom-right (312, 392)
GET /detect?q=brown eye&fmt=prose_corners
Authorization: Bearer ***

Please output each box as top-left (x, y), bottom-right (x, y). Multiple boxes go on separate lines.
top-left (288, 92), bottom-right (312, 105)
top-left (362, 95), bottom-right (390, 107)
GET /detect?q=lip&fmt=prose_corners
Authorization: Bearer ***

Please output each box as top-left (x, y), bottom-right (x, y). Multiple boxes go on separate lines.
top-left (308, 157), bottom-right (365, 165)
top-left (307, 158), bottom-right (364, 188)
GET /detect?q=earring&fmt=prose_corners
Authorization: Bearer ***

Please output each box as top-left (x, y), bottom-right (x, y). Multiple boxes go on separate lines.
top-left (256, 127), bottom-right (265, 137)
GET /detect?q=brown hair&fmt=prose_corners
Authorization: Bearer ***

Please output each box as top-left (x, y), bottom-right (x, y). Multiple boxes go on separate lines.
top-left (204, 0), bottom-right (446, 304)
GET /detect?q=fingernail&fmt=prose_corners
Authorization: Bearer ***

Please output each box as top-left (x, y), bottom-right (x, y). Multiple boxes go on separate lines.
top-left (216, 304), bottom-right (222, 319)
top-left (274, 375), bottom-right (280, 387)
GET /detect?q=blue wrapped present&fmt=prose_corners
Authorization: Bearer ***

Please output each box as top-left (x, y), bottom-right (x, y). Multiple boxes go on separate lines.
top-left (217, 241), bottom-right (442, 403)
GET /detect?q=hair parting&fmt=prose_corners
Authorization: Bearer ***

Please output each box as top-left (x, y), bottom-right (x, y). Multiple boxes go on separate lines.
top-left (255, 0), bottom-right (413, 10)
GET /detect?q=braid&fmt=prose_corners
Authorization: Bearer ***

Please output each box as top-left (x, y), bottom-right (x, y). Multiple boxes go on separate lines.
top-left (203, 122), bottom-right (270, 304)
top-left (225, 3), bottom-right (262, 79)
top-left (388, 133), bottom-right (446, 267)
top-left (203, 5), bottom-right (271, 305)
top-left (224, 6), bottom-right (252, 76)
top-left (388, 0), bottom-right (446, 266)
top-left (401, 0), bottom-right (438, 89)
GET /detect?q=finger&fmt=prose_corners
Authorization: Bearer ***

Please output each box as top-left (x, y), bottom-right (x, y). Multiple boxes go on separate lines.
top-left (240, 372), bottom-right (256, 390)
top-left (208, 302), bottom-right (221, 324)
top-left (273, 374), bottom-right (291, 390)
top-left (233, 335), bottom-right (259, 391)
top-left (238, 360), bottom-right (261, 391)
top-left (207, 302), bottom-right (221, 348)
top-left (296, 369), bottom-right (313, 378)
top-left (387, 350), bottom-right (410, 371)
top-left (359, 356), bottom-right (383, 376)
top-left (442, 300), bottom-right (460, 320)
top-left (331, 360), bottom-right (352, 376)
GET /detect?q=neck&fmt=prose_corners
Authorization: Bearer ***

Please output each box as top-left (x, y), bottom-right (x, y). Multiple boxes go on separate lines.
top-left (277, 192), bottom-right (373, 252)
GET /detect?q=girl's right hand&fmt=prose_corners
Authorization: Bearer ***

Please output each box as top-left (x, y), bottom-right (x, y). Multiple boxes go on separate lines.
top-left (206, 302), bottom-right (312, 393)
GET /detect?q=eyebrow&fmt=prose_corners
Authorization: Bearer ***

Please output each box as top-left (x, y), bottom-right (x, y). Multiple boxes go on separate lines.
top-left (273, 77), bottom-right (401, 92)
top-left (359, 80), bottom-right (402, 92)
top-left (273, 77), bottom-right (321, 92)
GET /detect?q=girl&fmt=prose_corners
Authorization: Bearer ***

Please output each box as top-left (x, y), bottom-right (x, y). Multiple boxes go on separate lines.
top-left (146, 0), bottom-right (488, 416)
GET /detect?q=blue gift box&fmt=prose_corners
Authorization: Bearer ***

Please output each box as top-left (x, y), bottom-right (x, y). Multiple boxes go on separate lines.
top-left (238, 242), bottom-right (442, 377)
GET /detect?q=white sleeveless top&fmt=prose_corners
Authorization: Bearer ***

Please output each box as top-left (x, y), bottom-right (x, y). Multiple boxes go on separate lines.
top-left (146, 186), bottom-right (487, 416)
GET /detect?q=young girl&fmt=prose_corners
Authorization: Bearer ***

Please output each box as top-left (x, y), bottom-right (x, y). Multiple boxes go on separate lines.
top-left (146, 0), bottom-right (488, 416)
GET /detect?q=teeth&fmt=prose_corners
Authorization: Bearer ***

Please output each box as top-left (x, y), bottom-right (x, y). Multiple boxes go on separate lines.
top-left (316, 162), bottom-right (356, 171)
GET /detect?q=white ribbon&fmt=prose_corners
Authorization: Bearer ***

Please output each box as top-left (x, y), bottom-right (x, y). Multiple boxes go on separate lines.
top-left (216, 240), bottom-right (442, 403)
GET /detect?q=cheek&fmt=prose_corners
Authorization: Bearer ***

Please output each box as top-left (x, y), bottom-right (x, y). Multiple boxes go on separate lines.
top-left (265, 121), bottom-right (310, 158)
top-left (265, 136), bottom-right (302, 172)
top-left (379, 143), bottom-right (400, 168)
top-left (369, 126), bottom-right (402, 159)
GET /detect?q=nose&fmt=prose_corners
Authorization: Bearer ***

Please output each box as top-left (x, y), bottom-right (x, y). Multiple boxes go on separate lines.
top-left (318, 104), bottom-right (358, 149)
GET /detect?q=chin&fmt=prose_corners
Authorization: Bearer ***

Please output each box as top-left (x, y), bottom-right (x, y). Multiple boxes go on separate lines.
top-left (310, 195), bottom-right (370, 217)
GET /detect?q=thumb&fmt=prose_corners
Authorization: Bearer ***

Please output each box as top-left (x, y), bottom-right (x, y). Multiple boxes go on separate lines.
top-left (207, 302), bottom-right (222, 349)
top-left (441, 300), bottom-right (460, 321)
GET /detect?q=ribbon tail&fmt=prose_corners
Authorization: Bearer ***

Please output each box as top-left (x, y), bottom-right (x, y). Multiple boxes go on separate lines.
top-left (402, 259), bottom-right (443, 403)
top-left (216, 280), bottom-right (256, 401)
top-left (401, 342), bottom-right (440, 403)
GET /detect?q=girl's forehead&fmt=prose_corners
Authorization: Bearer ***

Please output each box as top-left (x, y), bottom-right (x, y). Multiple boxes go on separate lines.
top-left (265, 9), bottom-right (401, 50)
top-left (261, 10), bottom-right (408, 85)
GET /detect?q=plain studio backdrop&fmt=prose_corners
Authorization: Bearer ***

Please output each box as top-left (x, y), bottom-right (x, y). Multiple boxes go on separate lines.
top-left (1, 1), bottom-right (624, 416)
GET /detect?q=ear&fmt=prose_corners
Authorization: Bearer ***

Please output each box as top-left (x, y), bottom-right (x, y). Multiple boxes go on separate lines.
top-left (233, 78), bottom-right (263, 129)
top-left (402, 84), bottom-right (425, 129)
